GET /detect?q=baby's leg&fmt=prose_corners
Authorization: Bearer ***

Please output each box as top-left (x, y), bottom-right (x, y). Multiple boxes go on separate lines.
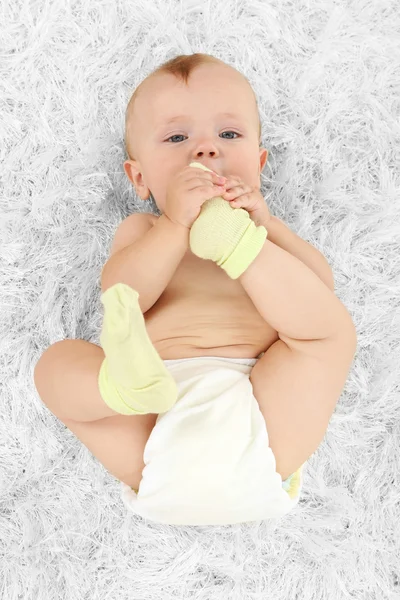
top-left (34, 339), bottom-right (157, 489)
top-left (35, 283), bottom-right (177, 420)
top-left (34, 282), bottom-right (180, 489)
top-left (35, 338), bottom-right (122, 422)
top-left (98, 283), bottom-right (178, 415)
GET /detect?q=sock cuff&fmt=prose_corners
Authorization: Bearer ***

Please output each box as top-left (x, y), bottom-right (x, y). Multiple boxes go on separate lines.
top-left (218, 221), bottom-right (268, 279)
top-left (98, 358), bottom-right (139, 415)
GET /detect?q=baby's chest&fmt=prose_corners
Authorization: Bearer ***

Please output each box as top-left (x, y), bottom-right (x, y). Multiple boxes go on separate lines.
top-left (145, 249), bottom-right (278, 354)
top-left (170, 247), bottom-right (254, 311)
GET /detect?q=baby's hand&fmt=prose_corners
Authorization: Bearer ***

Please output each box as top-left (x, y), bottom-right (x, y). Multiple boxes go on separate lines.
top-left (165, 165), bottom-right (227, 229)
top-left (221, 176), bottom-right (271, 227)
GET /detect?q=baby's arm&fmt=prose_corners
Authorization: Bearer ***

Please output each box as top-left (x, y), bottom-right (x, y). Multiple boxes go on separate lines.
top-left (101, 214), bottom-right (189, 314)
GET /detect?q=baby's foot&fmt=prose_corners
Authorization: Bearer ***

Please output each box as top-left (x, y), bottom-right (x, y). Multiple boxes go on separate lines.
top-left (98, 283), bottom-right (177, 415)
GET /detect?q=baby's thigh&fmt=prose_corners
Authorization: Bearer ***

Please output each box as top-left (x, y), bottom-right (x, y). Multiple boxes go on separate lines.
top-left (62, 413), bottom-right (157, 489)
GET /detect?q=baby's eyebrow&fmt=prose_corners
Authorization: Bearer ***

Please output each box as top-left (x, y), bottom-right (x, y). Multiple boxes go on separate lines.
top-left (157, 111), bottom-right (243, 128)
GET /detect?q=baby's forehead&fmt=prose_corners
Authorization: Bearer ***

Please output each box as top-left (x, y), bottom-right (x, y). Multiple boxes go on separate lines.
top-left (129, 71), bottom-right (257, 132)
top-left (146, 69), bottom-right (250, 103)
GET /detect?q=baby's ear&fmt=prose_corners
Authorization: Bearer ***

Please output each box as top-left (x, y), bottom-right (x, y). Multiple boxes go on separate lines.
top-left (123, 160), bottom-right (137, 185)
top-left (124, 160), bottom-right (150, 200)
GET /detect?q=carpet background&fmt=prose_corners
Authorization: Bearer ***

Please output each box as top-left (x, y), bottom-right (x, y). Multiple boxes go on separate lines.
top-left (1, 1), bottom-right (399, 599)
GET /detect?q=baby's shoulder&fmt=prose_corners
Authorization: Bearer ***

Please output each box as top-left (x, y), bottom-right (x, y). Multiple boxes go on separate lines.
top-left (147, 213), bottom-right (159, 227)
top-left (121, 212), bottom-right (156, 227)
top-left (131, 212), bottom-right (158, 227)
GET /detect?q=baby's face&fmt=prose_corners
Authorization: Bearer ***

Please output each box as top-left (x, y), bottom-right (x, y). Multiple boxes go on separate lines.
top-left (124, 64), bottom-right (268, 213)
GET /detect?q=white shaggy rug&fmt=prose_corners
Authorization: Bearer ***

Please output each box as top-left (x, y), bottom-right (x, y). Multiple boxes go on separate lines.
top-left (1, 1), bottom-right (399, 599)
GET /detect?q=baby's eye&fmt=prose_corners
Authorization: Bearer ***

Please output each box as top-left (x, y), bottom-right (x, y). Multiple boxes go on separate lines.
top-left (165, 131), bottom-right (240, 143)
top-left (220, 131), bottom-right (240, 139)
top-left (166, 134), bottom-right (186, 143)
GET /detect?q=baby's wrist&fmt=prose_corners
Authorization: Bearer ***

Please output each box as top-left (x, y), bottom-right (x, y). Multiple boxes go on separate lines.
top-left (161, 213), bottom-right (191, 242)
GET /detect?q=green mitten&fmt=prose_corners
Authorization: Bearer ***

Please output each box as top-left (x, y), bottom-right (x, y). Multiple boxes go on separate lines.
top-left (189, 162), bottom-right (268, 279)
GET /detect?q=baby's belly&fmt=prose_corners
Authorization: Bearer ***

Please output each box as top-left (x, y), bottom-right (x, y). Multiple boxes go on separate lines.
top-left (144, 302), bottom-right (278, 360)
top-left (153, 339), bottom-right (264, 360)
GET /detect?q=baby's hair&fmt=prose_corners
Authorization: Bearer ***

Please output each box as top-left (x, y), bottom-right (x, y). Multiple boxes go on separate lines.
top-left (124, 53), bottom-right (261, 160)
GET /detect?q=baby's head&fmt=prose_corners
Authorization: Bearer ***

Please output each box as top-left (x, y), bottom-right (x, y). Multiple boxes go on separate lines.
top-left (123, 53), bottom-right (268, 214)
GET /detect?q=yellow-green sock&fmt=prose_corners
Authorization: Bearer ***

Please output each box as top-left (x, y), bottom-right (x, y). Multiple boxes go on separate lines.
top-left (98, 283), bottom-right (178, 416)
top-left (188, 163), bottom-right (268, 279)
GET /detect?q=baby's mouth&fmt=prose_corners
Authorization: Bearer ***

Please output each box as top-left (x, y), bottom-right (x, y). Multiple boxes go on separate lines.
top-left (189, 161), bottom-right (223, 177)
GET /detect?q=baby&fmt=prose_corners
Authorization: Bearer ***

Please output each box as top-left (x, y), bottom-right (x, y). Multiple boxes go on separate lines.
top-left (34, 54), bottom-right (357, 526)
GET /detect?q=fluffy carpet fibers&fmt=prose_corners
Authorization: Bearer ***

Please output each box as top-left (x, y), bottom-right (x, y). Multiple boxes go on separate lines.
top-left (1, 1), bottom-right (399, 599)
